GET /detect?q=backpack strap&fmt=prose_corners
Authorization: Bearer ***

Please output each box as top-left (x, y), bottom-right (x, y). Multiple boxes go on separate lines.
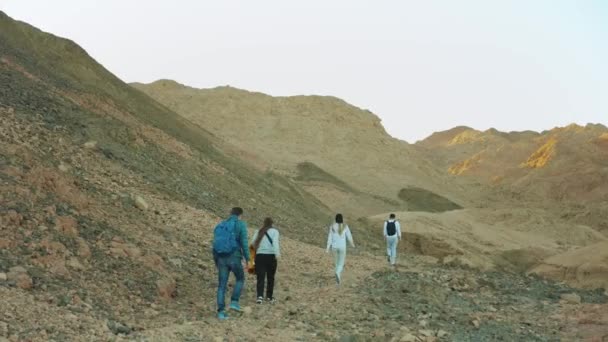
top-left (265, 231), bottom-right (274, 246)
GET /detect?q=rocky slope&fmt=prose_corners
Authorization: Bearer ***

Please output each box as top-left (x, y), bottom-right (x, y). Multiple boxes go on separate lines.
top-left (131, 80), bottom-right (468, 217)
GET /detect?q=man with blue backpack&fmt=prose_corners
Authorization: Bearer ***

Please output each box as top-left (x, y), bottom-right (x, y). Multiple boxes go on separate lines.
top-left (213, 207), bottom-right (250, 320)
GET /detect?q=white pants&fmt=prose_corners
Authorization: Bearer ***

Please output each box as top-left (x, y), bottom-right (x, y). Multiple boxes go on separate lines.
top-left (333, 248), bottom-right (346, 279)
top-left (386, 235), bottom-right (399, 265)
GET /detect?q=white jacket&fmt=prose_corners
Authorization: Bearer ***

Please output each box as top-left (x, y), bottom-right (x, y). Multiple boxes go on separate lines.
top-left (326, 223), bottom-right (355, 251)
top-left (251, 228), bottom-right (280, 257)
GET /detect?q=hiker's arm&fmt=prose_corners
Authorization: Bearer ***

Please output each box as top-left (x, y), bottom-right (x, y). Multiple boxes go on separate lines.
top-left (240, 221), bottom-right (250, 262)
top-left (396, 221), bottom-right (402, 240)
top-left (250, 230), bottom-right (258, 248)
top-left (383, 221), bottom-right (387, 238)
top-left (275, 230), bottom-right (281, 258)
top-left (326, 227), bottom-right (332, 252)
top-left (347, 228), bottom-right (355, 248)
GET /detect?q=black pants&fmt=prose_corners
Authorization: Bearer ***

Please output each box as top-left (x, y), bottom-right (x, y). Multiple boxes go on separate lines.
top-left (255, 254), bottom-right (277, 299)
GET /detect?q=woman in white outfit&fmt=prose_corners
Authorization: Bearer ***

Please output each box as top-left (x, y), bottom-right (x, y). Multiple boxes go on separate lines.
top-left (326, 213), bottom-right (355, 285)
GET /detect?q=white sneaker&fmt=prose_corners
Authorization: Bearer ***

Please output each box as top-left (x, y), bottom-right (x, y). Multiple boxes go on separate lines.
top-left (256, 297), bottom-right (263, 304)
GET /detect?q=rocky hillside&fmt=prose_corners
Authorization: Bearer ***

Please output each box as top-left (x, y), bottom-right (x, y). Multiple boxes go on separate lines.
top-left (0, 11), bottom-right (334, 245)
top-left (417, 124), bottom-right (608, 235)
top-left (132, 80), bottom-right (468, 216)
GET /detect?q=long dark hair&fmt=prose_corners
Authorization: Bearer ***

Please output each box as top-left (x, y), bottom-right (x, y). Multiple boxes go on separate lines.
top-left (335, 213), bottom-right (345, 234)
top-left (253, 217), bottom-right (274, 249)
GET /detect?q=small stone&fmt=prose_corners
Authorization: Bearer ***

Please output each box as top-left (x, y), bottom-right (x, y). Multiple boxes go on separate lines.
top-left (58, 163), bottom-right (69, 172)
top-left (133, 196), bottom-right (149, 211)
top-left (0, 273), bottom-right (6, 282)
top-left (400, 333), bottom-right (417, 342)
top-left (55, 216), bottom-right (79, 237)
top-left (0, 321), bottom-right (8, 337)
top-left (419, 329), bottom-right (434, 337)
top-left (8, 266), bottom-right (26, 274)
top-left (419, 320), bottom-right (428, 327)
top-left (169, 258), bottom-right (182, 268)
top-left (156, 278), bottom-right (176, 300)
top-left (471, 319), bottom-right (481, 328)
top-left (15, 273), bottom-right (33, 289)
top-left (66, 257), bottom-right (85, 271)
top-left (107, 321), bottom-right (131, 335)
top-left (437, 330), bottom-right (448, 338)
top-left (560, 293), bottom-right (581, 304)
top-left (83, 141), bottom-right (97, 149)
top-left (76, 238), bottom-right (91, 258)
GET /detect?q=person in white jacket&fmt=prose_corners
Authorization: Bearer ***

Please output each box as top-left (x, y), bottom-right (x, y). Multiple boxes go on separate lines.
top-left (251, 217), bottom-right (281, 304)
top-left (326, 213), bottom-right (355, 285)
top-left (384, 213), bottom-right (401, 266)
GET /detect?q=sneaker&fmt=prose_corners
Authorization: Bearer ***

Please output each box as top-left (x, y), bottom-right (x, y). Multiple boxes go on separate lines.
top-left (267, 297), bottom-right (276, 305)
top-left (256, 297), bottom-right (263, 304)
top-left (217, 311), bottom-right (229, 320)
top-left (229, 302), bottom-right (242, 311)
top-left (335, 273), bottom-right (341, 285)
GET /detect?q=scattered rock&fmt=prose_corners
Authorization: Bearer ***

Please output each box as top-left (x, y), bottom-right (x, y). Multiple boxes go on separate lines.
top-left (107, 321), bottom-right (131, 335)
top-left (66, 257), bottom-right (85, 271)
top-left (437, 330), bottom-right (448, 338)
top-left (169, 258), bottom-right (183, 268)
top-left (0, 238), bottom-right (12, 249)
top-left (7, 267), bottom-right (32, 290)
top-left (58, 162), bottom-right (69, 172)
top-left (14, 273), bottom-right (33, 289)
top-left (419, 320), bottom-right (428, 327)
top-left (419, 329), bottom-right (434, 337)
top-left (133, 196), bottom-right (149, 211)
top-left (560, 293), bottom-right (582, 304)
top-left (400, 333), bottom-right (417, 342)
top-left (49, 260), bottom-right (71, 278)
top-left (55, 216), bottom-right (79, 237)
top-left (156, 278), bottom-right (176, 300)
top-left (0, 321), bottom-right (7, 337)
top-left (0, 273), bottom-right (7, 282)
top-left (76, 238), bottom-right (91, 258)
top-left (83, 141), bottom-right (97, 149)
top-left (471, 319), bottom-right (481, 329)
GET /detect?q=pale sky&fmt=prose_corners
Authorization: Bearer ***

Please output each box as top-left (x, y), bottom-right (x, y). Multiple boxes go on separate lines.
top-left (2, 1), bottom-right (607, 142)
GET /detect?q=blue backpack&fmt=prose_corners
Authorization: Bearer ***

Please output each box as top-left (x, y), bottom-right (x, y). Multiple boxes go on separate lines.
top-left (213, 219), bottom-right (239, 256)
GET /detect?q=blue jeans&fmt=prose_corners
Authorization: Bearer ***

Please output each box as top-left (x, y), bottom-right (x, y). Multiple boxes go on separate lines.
top-left (216, 255), bottom-right (245, 312)
top-left (386, 235), bottom-right (399, 265)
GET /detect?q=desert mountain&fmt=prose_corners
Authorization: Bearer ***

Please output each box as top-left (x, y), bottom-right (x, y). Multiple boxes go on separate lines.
top-left (1, 11), bottom-right (607, 341)
top-left (417, 124), bottom-right (608, 235)
top-left (132, 80), bottom-right (468, 216)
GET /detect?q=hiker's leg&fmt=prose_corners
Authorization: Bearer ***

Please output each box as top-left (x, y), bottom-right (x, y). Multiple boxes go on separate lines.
top-left (267, 255), bottom-right (277, 299)
top-left (255, 254), bottom-right (266, 298)
top-left (333, 248), bottom-right (340, 276)
top-left (230, 258), bottom-right (245, 303)
top-left (336, 248), bottom-right (346, 276)
top-left (389, 236), bottom-right (398, 265)
top-left (392, 237), bottom-right (399, 265)
top-left (216, 257), bottom-right (230, 312)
